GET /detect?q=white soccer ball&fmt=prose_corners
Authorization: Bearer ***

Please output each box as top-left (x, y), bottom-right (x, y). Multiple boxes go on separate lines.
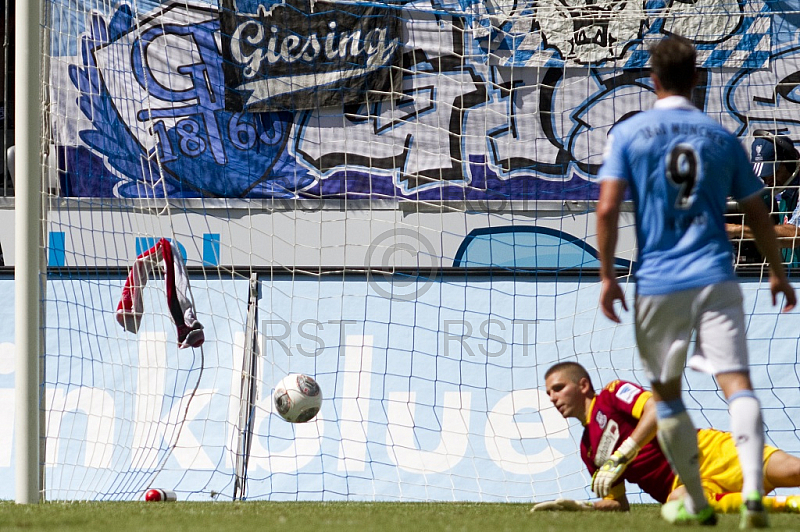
top-left (273, 373), bottom-right (323, 423)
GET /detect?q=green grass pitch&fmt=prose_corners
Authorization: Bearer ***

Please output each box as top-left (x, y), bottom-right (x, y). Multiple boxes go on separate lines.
top-left (1, 502), bottom-right (798, 531)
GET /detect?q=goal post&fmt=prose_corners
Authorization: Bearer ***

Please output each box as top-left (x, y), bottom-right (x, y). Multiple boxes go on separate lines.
top-left (14, 0), bottom-right (44, 505)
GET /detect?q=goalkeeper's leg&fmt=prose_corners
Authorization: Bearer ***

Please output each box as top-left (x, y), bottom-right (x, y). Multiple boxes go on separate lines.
top-left (764, 449), bottom-right (800, 494)
top-left (689, 444), bottom-right (800, 514)
top-left (713, 493), bottom-right (800, 514)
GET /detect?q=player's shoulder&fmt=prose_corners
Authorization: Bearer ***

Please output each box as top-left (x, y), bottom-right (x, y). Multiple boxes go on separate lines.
top-left (603, 380), bottom-right (645, 402)
top-left (694, 111), bottom-right (737, 135)
top-left (603, 379), bottom-right (638, 392)
top-left (676, 109), bottom-right (738, 138)
top-left (609, 109), bottom-right (652, 136)
top-left (609, 107), bottom-right (725, 137)
top-left (663, 110), bottom-right (744, 153)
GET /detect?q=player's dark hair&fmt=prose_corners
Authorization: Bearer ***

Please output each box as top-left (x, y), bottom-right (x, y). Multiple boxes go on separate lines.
top-left (649, 35), bottom-right (697, 95)
top-left (545, 361), bottom-right (593, 387)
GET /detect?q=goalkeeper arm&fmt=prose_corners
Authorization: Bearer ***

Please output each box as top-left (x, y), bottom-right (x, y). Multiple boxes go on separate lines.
top-left (594, 493), bottom-right (630, 512)
top-left (531, 491), bottom-right (630, 513)
top-left (591, 396), bottom-right (658, 497)
top-left (591, 436), bottom-right (640, 497)
top-left (530, 499), bottom-right (594, 512)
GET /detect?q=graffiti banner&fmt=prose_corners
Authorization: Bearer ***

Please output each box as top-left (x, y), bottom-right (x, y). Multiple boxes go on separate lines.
top-left (48, 0), bottom-right (798, 199)
top-left (220, 0), bottom-right (403, 111)
top-left (475, 0), bottom-right (772, 69)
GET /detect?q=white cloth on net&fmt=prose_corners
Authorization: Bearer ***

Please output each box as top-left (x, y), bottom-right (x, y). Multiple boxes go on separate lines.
top-left (116, 238), bottom-right (204, 348)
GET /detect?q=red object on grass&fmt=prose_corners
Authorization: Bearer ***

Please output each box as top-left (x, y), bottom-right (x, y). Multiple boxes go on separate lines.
top-left (145, 489), bottom-right (177, 502)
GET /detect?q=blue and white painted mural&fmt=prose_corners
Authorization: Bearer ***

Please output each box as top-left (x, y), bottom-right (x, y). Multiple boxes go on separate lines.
top-left (49, 0), bottom-right (800, 200)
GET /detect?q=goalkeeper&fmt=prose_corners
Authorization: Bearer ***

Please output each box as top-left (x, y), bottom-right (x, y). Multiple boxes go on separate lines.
top-left (532, 361), bottom-right (800, 514)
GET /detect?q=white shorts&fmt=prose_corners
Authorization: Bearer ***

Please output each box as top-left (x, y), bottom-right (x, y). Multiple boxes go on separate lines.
top-left (634, 281), bottom-right (749, 383)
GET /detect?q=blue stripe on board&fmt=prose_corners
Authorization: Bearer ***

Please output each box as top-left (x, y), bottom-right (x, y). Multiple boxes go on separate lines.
top-left (203, 233), bottom-right (221, 266)
top-left (48, 231), bottom-right (66, 267)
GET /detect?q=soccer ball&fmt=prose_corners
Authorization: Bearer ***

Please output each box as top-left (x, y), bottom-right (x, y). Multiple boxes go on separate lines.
top-left (273, 373), bottom-right (323, 423)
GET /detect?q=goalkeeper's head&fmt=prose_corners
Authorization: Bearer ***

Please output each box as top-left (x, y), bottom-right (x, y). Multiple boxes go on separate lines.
top-left (545, 362), bottom-right (596, 423)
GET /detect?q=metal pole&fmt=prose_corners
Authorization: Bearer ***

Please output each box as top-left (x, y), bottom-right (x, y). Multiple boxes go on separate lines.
top-left (2, 1), bottom-right (10, 196)
top-left (14, 0), bottom-right (43, 504)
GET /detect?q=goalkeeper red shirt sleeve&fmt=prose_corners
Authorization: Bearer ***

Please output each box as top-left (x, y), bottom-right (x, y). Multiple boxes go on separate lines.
top-left (580, 380), bottom-right (675, 503)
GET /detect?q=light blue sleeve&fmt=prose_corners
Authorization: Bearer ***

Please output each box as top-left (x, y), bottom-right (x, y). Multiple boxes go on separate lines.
top-left (597, 131), bottom-right (630, 183)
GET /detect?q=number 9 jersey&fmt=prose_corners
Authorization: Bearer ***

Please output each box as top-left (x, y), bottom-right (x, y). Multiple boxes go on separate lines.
top-left (597, 96), bottom-right (764, 296)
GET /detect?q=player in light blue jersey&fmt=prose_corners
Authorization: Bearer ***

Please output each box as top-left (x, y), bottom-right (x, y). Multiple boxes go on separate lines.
top-left (595, 35), bottom-right (796, 529)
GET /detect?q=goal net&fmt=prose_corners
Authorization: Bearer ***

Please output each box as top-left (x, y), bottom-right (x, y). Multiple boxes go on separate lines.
top-left (7, 0), bottom-right (797, 502)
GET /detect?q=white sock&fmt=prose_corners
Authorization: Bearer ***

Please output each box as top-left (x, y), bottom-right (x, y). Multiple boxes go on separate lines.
top-left (657, 409), bottom-right (708, 514)
top-left (729, 391), bottom-right (764, 497)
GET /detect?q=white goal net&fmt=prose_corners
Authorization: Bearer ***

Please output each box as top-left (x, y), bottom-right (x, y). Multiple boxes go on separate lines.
top-left (3, 0), bottom-right (798, 502)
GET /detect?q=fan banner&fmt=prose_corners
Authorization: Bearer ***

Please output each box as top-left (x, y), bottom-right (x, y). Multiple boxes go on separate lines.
top-left (473, 0), bottom-right (772, 69)
top-left (220, 0), bottom-right (403, 111)
top-left (47, 0), bottom-right (797, 199)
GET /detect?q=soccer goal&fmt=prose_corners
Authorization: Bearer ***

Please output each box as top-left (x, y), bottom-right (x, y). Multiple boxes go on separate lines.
top-left (8, 0), bottom-right (800, 503)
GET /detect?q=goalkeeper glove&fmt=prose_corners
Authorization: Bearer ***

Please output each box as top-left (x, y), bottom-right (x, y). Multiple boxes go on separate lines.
top-left (530, 499), bottom-right (595, 512)
top-left (591, 437), bottom-right (640, 498)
